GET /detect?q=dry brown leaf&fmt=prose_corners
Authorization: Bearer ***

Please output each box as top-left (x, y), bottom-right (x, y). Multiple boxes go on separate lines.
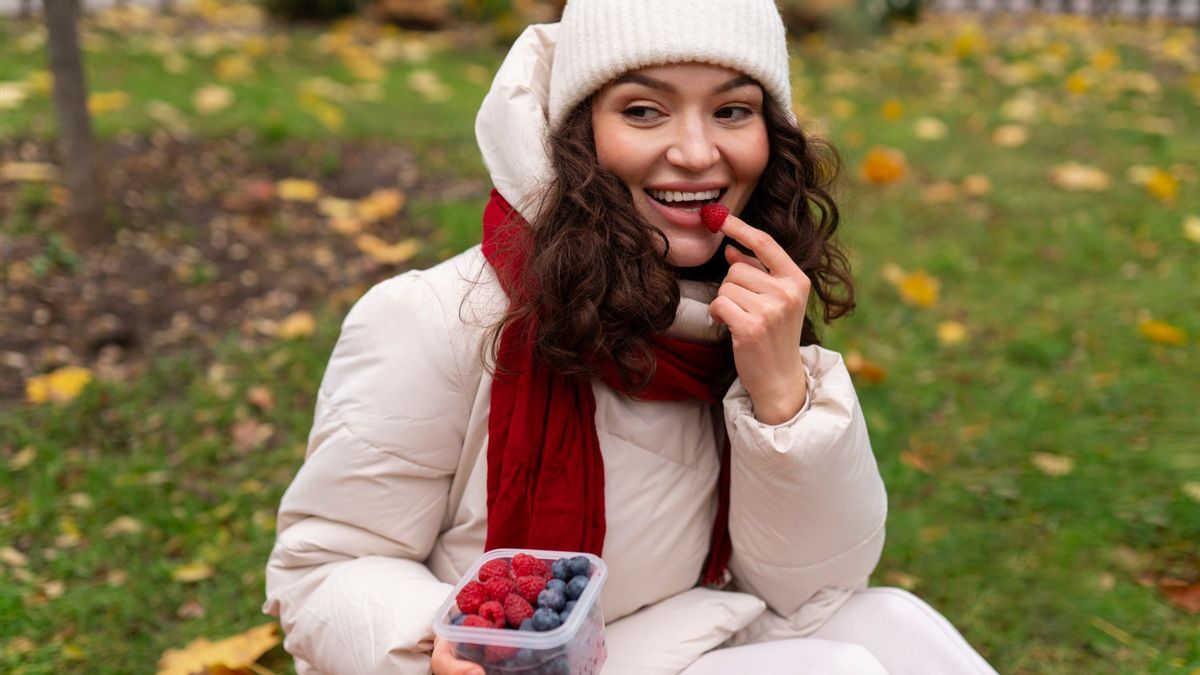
top-left (356, 188), bottom-right (406, 223)
top-left (0, 546), bottom-right (29, 567)
top-left (156, 623), bottom-right (280, 675)
top-left (884, 570), bottom-right (919, 590)
top-left (1032, 452), bottom-right (1074, 477)
top-left (103, 516), bottom-right (145, 538)
top-left (900, 450), bottom-right (933, 473)
top-left (992, 124), bottom-right (1029, 148)
top-left (106, 570), bottom-right (128, 587)
top-left (231, 419), bottom-right (275, 453)
top-left (246, 386), bottom-right (275, 412)
top-left (844, 351), bottom-right (887, 384)
top-left (1050, 162), bottom-right (1111, 192)
top-left (921, 182), bottom-right (959, 203)
top-left (962, 174), bottom-right (992, 197)
top-left (177, 599), bottom-right (206, 620)
top-left (1158, 579), bottom-right (1200, 614)
top-left (171, 562), bottom-right (214, 583)
top-left (193, 85), bottom-right (234, 115)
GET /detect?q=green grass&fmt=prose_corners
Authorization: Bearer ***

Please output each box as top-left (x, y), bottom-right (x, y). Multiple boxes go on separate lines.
top-left (2, 9), bottom-right (1199, 675)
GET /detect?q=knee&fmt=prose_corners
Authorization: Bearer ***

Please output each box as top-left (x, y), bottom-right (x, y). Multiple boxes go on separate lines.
top-left (825, 642), bottom-right (889, 674)
top-left (861, 587), bottom-right (940, 626)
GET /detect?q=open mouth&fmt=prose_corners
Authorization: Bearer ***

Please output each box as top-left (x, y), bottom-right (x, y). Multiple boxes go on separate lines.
top-left (645, 188), bottom-right (725, 212)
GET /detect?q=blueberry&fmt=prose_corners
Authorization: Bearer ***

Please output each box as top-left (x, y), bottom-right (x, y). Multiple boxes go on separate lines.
top-left (551, 558), bottom-right (571, 581)
top-left (537, 587), bottom-right (566, 611)
top-left (519, 618), bottom-right (536, 631)
top-left (545, 578), bottom-right (567, 594)
top-left (455, 642), bottom-right (483, 661)
top-left (536, 655), bottom-right (570, 675)
top-left (530, 607), bottom-right (562, 631)
top-left (560, 601), bottom-right (576, 622)
top-left (567, 555), bottom-right (592, 577)
top-left (565, 574), bottom-right (588, 600)
top-left (449, 613), bottom-right (467, 626)
top-left (514, 648), bottom-right (537, 666)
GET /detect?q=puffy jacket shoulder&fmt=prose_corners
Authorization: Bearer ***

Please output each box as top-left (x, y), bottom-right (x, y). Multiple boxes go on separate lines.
top-left (315, 246), bottom-right (501, 470)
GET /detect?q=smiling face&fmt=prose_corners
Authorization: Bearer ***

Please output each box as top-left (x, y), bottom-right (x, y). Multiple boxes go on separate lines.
top-left (591, 63), bottom-right (771, 267)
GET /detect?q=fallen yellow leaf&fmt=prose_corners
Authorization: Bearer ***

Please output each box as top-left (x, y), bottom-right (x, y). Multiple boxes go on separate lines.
top-left (1050, 162), bottom-right (1111, 192)
top-left (87, 90), bottom-right (129, 114)
top-left (278, 311), bottom-right (316, 338)
top-left (9, 446), bottom-right (36, 471)
top-left (1138, 319), bottom-right (1186, 346)
top-left (192, 85), bottom-right (234, 115)
top-left (1144, 169), bottom-right (1178, 203)
top-left (0, 162), bottom-right (60, 182)
top-left (25, 366), bottom-right (94, 404)
top-left (884, 570), bottom-right (919, 590)
top-left (0, 81), bottom-right (29, 110)
top-left (1032, 452), bottom-right (1074, 477)
top-left (156, 623), bottom-right (280, 675)
top-left (0, 546), bottom-right (29, 567)
top-left (1183, 482), bottom-right (1200, 503)
top-left (859, 147), bottom-right (907, 185)
top-left (913, 116), bottom-right (947, 140)
top-left (355, 234), bottom-right (420, 264)
top-left (214, 54), bottom-right (254, 82)
top-left (171, 562), bottom-right (214, 583)
top-left (881, 98), bottom-right (904, 120)
top-left (356, 188), bottom-right (406, 223)
top-left (1185, 216), bottom-right (1200, 244)
top-left (898, 270), bottom-right (940, 308)
top-left (276, 179), bottom-right (321, 202)
top-left (937, 321), bottom-right (968, 346)
top-left (407, 69), bottom-right (450, 102)
top-left (921, 182), bottom-right (959, 204)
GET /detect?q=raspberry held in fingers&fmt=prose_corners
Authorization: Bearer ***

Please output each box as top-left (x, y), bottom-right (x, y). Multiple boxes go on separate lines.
top-left (701, 204), bottom-right (729, 233)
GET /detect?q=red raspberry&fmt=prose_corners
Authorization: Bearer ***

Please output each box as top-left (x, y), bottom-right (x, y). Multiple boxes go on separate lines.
top-left (484, 575), bottom-right (516, 601)
top-left (478, 600), bottom-right (506, 628)
top-left (455, 580), bottom-right (488, 615)
top-left (478, 558), bottom-right (512, 582)
top-left (515, 575), bottom-right (546, 604)
top-left (511, 553), bottom-right (548, 578)
top-left (700, 204), bottom-right (729, 233)
top-left (503, 592), bottom-right (534, 628)
top-left (462, 614), bottom-right (491, 628)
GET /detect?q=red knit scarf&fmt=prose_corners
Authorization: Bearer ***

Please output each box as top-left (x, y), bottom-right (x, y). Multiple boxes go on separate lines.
top-left (481, 189), bottom-right (732, 587)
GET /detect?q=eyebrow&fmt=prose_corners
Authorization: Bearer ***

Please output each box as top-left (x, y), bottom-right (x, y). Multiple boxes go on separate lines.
top-left (611, 73), bottom-right (760, 95)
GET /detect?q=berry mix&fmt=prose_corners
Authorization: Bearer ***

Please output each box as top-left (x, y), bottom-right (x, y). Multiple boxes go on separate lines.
top-left (450, 553), bottom-right (593, 633)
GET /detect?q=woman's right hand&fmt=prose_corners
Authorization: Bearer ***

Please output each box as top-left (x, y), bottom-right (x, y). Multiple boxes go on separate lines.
top-left (431, 636), bottom-right (484, 675)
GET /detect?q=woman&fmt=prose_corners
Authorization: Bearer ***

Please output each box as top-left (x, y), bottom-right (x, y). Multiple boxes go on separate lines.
top-left (264, 1), bottom-right (999, 673)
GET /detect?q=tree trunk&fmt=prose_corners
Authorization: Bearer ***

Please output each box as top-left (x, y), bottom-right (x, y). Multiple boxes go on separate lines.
top-left (43, 0), bottom-right (108, 243)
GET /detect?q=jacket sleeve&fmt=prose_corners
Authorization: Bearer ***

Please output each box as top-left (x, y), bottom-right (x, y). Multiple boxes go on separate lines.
top-left (263, 272), bottom-right (471, 674)
top-left (722, 344), bottom-right (888, 618)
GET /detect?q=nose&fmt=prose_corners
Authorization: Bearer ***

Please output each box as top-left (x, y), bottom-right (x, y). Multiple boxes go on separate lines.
top-left (664, 116), bottom-right (720, 173)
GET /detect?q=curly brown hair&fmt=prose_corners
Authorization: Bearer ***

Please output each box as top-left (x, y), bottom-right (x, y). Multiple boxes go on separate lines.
top-left (486, 90), bottom-right (854, 390)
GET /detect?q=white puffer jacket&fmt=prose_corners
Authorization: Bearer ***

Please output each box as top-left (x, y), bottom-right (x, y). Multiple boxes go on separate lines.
top-left (263, 23), bottom-right (887, 675)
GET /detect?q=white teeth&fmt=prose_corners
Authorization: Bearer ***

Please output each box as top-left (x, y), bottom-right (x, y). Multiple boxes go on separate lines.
top-left (648, 189), bottom-right (722, 203)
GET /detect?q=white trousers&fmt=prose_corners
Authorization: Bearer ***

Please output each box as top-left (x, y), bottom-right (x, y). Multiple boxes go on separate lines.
top-left (681, 588), bottom-right (999, 675)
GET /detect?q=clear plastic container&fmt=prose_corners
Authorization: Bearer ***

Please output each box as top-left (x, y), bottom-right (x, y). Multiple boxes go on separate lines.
top-left (433, 548), bottom-right (608, 675)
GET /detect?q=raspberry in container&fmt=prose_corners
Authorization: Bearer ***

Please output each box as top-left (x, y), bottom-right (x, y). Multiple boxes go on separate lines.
top-left (433, 548), bottom-right (608, 674)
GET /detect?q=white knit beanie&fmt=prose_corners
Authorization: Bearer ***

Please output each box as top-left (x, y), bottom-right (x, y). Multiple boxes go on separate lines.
top-left (547, 0), bottom-right (793, 129)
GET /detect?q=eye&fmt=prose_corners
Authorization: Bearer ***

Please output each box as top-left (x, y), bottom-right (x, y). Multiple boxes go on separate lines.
top-left (715, 106), bottom-right (755, 122)
top-left (622, 105), bottom-right (663, 122)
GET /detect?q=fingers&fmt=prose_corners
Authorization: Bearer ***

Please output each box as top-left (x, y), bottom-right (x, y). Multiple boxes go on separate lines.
top-left (717, 212), bottom-right (800, 277)
top-left (431, 637), bottom-right (484, 675)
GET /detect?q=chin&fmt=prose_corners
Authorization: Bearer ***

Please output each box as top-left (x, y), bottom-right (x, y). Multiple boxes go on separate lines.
top-left (664, 238), bottom-right (723, 268)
